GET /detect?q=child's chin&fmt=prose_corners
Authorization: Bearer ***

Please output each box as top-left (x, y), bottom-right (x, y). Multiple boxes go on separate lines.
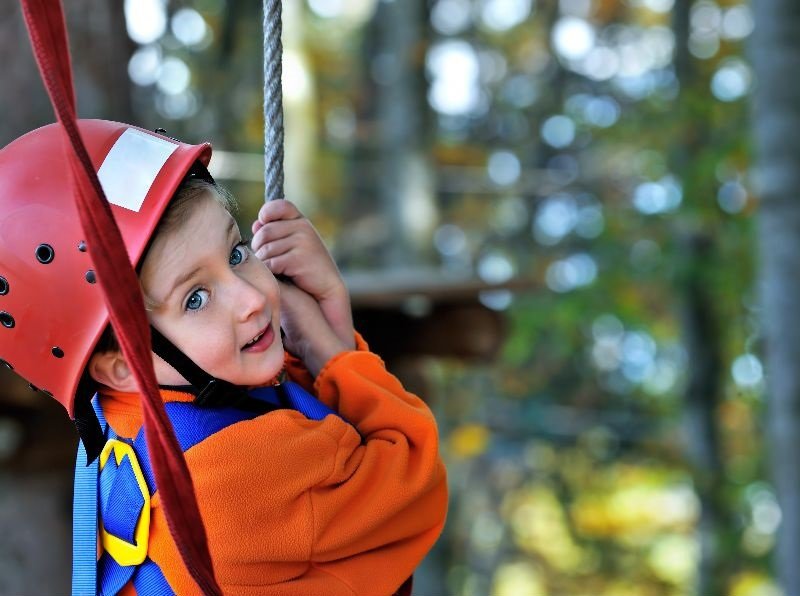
top-left (250, 366), bottom-right (285, 388)
top-left (236, 347), bottom-right (285, 386)
top-left (256, 360), bottom-right (287, 388)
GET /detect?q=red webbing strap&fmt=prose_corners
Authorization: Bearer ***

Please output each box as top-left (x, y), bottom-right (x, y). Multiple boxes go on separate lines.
top-left (19, 2), bottom-right (221, 594)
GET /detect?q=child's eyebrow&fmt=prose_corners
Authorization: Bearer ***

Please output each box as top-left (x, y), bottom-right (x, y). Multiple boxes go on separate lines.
top-left (163, 264), bottom-right (204, 303)
top-left (160, 219), bottom-right (238, 304)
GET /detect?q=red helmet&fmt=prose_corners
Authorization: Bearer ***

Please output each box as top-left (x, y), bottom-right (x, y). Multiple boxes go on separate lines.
top-left (0, 120), bottom-right (211, 416)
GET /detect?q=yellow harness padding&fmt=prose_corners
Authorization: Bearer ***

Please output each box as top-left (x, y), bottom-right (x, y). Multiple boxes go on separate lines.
top-left (99, 439), bottom-right (151, 566)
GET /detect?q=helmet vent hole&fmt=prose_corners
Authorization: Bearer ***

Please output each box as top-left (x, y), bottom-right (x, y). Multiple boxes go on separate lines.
top-left (36, 244), bottom-right (55, 264)
top-left (0, 358), bottom-right (12, 370)
top-left (52, 347), bottom-right (65, 359)
top-left (0, 312), bottom-right (14, 328)
top-left (0, 277), bottom-right (7, 295)
top-left (85, 270), bottom-right (97, 284)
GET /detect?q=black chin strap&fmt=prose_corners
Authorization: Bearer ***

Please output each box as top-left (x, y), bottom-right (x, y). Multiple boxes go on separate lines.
top-left (149, 325), bottom-right (247, 406)
top-left (74, 324), bottom-right (260, 463)
top-left (73, 374), bottom-right (106, 463)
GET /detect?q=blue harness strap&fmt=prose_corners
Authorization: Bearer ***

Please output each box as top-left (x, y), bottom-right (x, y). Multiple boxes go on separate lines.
top-left (249, 382), bottom-right (341, 421)
top-left (72, 381), bottom-right (345, 596)
top-left (72, 435), bottom-right (99, 595)
top-left (97, 553), bottom-right (172, 596)
top-left (132, 402), bottom-right (264, 496)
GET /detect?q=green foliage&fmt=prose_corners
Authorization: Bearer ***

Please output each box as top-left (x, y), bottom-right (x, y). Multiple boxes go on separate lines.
top-left (134, 0), bottom-right (773, 593)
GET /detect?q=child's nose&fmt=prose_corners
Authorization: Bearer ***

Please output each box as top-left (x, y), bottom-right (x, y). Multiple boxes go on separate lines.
top-left (232, 275), bottom-right (268, 321)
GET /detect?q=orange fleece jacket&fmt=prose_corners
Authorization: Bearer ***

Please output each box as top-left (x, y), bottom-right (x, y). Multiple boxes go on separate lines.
top-left (99, 336), bottom-right (448, 595)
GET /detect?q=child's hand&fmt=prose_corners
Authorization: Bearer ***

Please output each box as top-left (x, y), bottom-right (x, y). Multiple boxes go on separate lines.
top-left (251, 200), bottom-right (338, 299)
top-left (278, 281), bottom-right (348, 377)
top-left (251, 200), bottom-right (355, 350)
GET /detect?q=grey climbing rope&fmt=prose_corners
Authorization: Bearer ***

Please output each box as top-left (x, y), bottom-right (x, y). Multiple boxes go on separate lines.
top-left (263, 0), bottom-right (284, 202)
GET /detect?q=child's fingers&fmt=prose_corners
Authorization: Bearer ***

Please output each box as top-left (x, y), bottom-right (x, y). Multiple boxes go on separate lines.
top-left (251, 221), bottom-right (290, 253)
top-left (262, 251), bottom-right (296, 276)
top-left (254, 237), bottom-right (295, 261)
top-left (252, 201), bottom-right (295, 235)
top-left (251, 219), bottom-right (310, 252)
top-left (257, 199), bottom-right (303, 224)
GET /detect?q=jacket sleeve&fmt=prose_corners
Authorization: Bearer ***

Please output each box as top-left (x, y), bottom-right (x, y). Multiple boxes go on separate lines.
top-left (307, 348), bottom-right (449, 593)
top-left (283, 332), bottom-right (371, 394)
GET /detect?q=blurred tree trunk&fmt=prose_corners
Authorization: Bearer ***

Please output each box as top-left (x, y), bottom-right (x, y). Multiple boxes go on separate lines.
top-left (0, 1), bottom-right (134, 145)
top-left (355, 0), bottom-right (435, 269)
top-left (671, 0), bottom-right (729, 593)
top-left (68, 0), bottom-right (136, 121)
top-left (0, 3), bottom-right (54, 144)
top-left (373, 0), bottom-right (428, 267)
top-left (750, 1), bottom-right (800, 594)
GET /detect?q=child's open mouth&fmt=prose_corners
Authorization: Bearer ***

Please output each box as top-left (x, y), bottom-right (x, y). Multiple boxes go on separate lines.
top-left (241, 324), bottom-right (274, 353)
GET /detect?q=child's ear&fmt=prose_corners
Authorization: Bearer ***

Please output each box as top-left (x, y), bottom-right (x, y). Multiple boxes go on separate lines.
top-left (87, 351), bottom-right (138, 393)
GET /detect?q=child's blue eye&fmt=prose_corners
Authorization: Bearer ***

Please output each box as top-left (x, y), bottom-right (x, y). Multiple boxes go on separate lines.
top-left (186, 289), bottom-right (209, 311)
top-left (230, 242), bottom-right (249, 266)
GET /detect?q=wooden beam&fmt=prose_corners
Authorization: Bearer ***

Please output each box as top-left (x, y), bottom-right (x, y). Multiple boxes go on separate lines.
top-left (345, 267), bottom-right (539, 308)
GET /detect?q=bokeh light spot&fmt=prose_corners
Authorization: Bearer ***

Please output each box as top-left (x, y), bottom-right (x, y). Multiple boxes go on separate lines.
top-left (546, 253), bottom-right (597, 293)
top-left (711, 59), bottom-right (752, 102)
top-left (722, 5), bottom-right (754, 40)
top-left (427, 40), bottom-right (481, 116)
top-left (541, 115), bottom-right (576, 148)
top-left (717, 180), bottom-right (748, 213)
top-left (534, 194), bottom-right (578, 245)
top-left (478, 252), bottom-right (516, 284)
top-left (156, 57), bottom-right (191, 95)
top-left (479, 0), bottom-right (534, 32)
top-left (128, 45), bottom-right (162, 86)
top-left (552, 17), bottom-right (595, 61)
top-left (125, 0), bottom-right (167, 44)
top-left (732, 354), bottom-right (763, 388)
top-left (488, 151), bottom-right (522, 186)
top-left (434, 224), bottom-right (468, 257)
top-left (171, 8), bottom-right (208, 47)
top-left (431, 0), bottom-right (472, 34)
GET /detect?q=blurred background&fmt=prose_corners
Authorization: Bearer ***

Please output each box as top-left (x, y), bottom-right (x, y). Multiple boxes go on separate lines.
top-left (0, 0), bottom-right (792, 594)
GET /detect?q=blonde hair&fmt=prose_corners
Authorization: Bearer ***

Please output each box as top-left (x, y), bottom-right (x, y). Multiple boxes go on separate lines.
top-left (150, 178), bottom-right (237, 243)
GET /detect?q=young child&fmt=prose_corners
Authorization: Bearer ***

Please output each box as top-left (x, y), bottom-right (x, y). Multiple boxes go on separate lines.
top-left (0, 120), bottom-right (447, 595)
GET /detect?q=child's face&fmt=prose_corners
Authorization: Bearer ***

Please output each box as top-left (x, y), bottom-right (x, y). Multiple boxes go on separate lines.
top-left (139, 191), bottom-right (284, 387)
